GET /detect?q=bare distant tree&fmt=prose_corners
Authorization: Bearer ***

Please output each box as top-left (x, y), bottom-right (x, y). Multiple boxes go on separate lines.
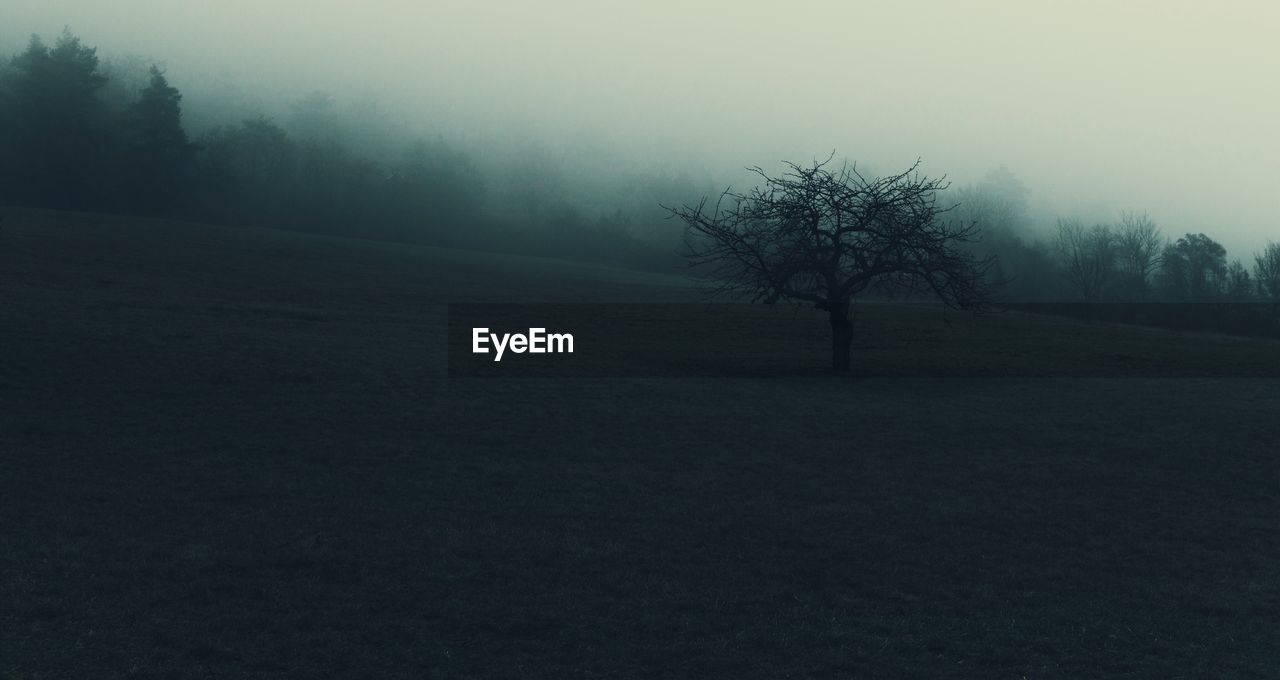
top-left (666, 156), bottom-right (994, 372)
top-left (1224, 259), bottom-right (1254, 301)
top-left (1115, 211), bottom-right (1163, 299)
top-left (1055, 219), bottom-right (1117, 302)
top-left (1255, 242), bottom-right (1280, 303)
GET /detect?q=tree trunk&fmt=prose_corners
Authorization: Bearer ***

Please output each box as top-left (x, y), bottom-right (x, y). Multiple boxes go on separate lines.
top-left (829, 300), bottom-right (853, 372)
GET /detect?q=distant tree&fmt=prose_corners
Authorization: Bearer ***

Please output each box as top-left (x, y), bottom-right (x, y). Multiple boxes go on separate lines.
top-left (1223, 259), bottom-right (1253, 302)
top-left (1160, 233), bottom-right (1226, 301)
top-left (197, 117), bottom-right (296, 224)
top-left (952, 182), bottom-right (1022, 247)
top-left (206, 116), bottom-right (295, 181)
top-left (0, 55), bottom-right (17, 198)
top-left (1054, 219), bottom-right (1116, 302)
top-left (615, 170), bottom-right (707, 249)
top-left (121, 66), bottom-right (197, 212)
top-left (1010, 239), bottom-right (1064, 302)
top-left (666, 156), bottom-right (994, 372)
top-left (1254, 242), bottom-right (1280, 304)
top-left (1114, 211), bottom-right (1163, 300)
top-left (950, 170), bottom-right (1062, 301)
top-left (97, 53), bottom-right (154, 113)
top-left (9, 30), bottom-right (109, 208)
top-left (292, 139), bottom-right (380, 236)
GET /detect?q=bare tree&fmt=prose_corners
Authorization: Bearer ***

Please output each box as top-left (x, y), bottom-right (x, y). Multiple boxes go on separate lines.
top-left (1255, 242), bottom-right (1280, 304)
top-left (1115, 211), bottom-right (1163, 299)
top-left (666, 156), bottom-right (993, 372)
top-left (1224, 259), bottom-right (1254, 301)
top-left (1055, 219), bottom-right (1117, 302)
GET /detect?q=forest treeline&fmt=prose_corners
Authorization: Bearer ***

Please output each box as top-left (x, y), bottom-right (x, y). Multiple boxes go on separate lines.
top-left (2, 30), bottom-right (1277, 306)
top-left (944, 174), bottom-right (1280, 305)
top-left (0, 30), bottom-right (689, 269)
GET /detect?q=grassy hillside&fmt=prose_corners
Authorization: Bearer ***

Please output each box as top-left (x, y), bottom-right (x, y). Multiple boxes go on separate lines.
top-left (3, 207), bottom-right (1279, 678)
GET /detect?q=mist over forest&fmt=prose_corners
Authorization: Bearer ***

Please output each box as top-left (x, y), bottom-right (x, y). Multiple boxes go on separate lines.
top-left (2, 3), bottom-right (1278, 303)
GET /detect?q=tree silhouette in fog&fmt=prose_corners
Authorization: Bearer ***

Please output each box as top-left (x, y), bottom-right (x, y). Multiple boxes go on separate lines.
top-left (122, 66), bottom-right (197, 212)
top-left (1115, 212), bottom-right (1163, 300)
top-left (1055, 219), bottom-right (1117, 302)
top-left (1255, 242), bottom-right (1280, 304)
top-left (7, 30), bottom-right (108, 208)
top-left (1223, 259), bottom-right (1253, 302)
top-left (1161, 233), bottom-right (1227, 302)
top-left (667, 156), bottom-right (994, 371)
top-left (198, 116), bottom-right (297, 223)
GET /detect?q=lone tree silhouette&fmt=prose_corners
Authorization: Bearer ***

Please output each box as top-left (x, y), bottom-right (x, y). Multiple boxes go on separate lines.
top-left (667, 156), bottom-right (994, 371)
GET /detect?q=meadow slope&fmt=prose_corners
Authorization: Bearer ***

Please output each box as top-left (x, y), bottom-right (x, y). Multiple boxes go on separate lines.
top-left (2, 208), bottom-right (1278, 678)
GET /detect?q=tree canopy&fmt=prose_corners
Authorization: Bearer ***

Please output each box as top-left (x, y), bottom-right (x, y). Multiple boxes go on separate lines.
top-left (668, 156), bottom-right (994, 370)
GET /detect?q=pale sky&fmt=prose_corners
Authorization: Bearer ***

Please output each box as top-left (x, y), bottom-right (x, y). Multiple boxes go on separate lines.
top-left (5, 1), bottom-right (1278, 253)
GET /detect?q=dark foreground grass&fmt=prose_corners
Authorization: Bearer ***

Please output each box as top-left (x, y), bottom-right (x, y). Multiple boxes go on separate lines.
top-left (2, 208), bottom-right (1279, 678)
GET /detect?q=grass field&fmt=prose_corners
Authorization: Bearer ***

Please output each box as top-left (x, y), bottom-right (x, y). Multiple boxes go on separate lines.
top-left (2, 207), bottom-right (1279, 678)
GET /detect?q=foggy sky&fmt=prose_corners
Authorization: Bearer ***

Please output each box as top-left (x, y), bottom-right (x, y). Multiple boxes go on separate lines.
top-left (5, 1), bottom-right (1278, 254)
